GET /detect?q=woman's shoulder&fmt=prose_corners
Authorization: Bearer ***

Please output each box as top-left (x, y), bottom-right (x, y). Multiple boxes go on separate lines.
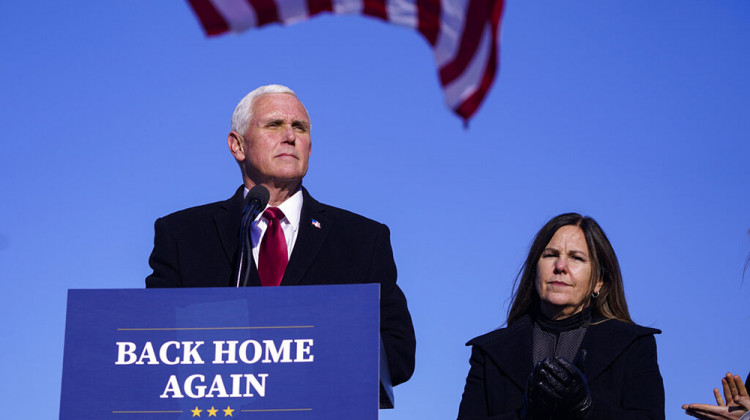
top-left (591, 317), bottom-right (662, 337)
top-left (465, 328), bottom-right (506, 348)
top-left (465, 314), bottom-right (533, 348)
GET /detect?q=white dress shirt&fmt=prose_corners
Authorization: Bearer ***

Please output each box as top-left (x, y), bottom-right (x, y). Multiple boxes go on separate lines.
top-left (244, 187), bottom-right (303, 267)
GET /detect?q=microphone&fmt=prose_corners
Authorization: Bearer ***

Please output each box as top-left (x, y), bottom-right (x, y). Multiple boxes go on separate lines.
top-left (243, 185), bottom-right (270, 222)
top-left (235, 185), bottom-right (270, 287)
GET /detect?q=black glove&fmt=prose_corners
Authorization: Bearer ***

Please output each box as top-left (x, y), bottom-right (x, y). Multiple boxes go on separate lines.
top-left (543, 357), bottom-right (592, 419)
top-left (520, 356), bottom-right (592, 420)
top-left (521, 359), bottom-right (559, 420)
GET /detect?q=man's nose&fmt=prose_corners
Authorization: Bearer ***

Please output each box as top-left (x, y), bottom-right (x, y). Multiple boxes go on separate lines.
top-left (282, 124), bottom-right (296, 143)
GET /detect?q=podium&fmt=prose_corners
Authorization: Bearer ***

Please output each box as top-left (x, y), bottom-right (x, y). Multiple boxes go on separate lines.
top-left (60, 284), bottom-right (391, 419)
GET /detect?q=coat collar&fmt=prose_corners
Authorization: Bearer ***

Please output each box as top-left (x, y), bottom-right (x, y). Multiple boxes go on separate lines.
top-left (214, 185), bottom-right (332, 287)
top-left (468, 314), bottom-right (660, 390)
top-left (281, 187), bottom-right (332, 286)
top-left (468, 316), bottom-right (534, 390)
top-left (579, 317), bottom-right (661, 381)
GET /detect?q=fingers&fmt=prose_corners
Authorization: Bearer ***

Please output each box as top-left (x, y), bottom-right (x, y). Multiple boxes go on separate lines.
top-left (682, 407), bottom-right (701, 419)
top-left (732, 374), bottom-right (748, 398)
top-left (539, 359), bottom-right (567, 387)
top-left (683, 403), bottom-right (729, 420)
top-left (546, 357), bottom-right (585, 386)
top-left (726, 373), bottom-right (739, 401)
top-left (715, 387), bottom-right (726, 406)
top-left (542, 358), bottom-right (569, 386)
top-left (552, 357), bottom-right (577, 377)
top-left (683, 409), bottom-right (721, 420)
top-left (538, 367), bottom-right (565, 399)
top-left (685, 403), bottom-right (725, 412)
top-left (684, 409), bottom-right (721, 420)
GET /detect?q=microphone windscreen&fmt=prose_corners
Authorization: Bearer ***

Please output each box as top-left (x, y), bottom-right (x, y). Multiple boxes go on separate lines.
top-left (246, 185), bottom-right (270, 209)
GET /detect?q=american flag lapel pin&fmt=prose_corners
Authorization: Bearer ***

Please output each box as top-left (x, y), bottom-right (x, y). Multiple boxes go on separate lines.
top-left (311, 219), bottom-right (321, 229)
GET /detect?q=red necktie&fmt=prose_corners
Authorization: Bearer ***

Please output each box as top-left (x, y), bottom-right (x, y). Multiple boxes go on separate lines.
top-left (258, 207), bottom-right (288, 286)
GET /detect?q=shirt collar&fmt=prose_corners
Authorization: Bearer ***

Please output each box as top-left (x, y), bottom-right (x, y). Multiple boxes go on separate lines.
top-left (243, 186), bottom-right (303, 229)
top-left (274, 188), bottom-right (303, 230)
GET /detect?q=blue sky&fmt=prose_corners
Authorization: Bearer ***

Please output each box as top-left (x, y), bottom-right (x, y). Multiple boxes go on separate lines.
top-left (1, 1), bottom-right (749, 418)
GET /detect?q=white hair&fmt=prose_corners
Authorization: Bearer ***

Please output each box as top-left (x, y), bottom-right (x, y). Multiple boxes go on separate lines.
top-left (230, 84), bottom-right (308, 136)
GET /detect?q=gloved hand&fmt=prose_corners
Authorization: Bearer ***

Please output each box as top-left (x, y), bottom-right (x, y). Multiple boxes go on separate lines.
top-left (521, 359), bottom-right (559, 420)
top-left (544, 357), bottom-right (592, 419)
top-left (520, 355), bottom-right (592, 420)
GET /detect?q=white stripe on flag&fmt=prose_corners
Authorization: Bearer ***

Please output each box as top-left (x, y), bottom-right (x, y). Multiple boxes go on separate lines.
top-left (433, 0), bottom-right (469, 67)
top-left (277, 0), bottom-right (310, 24)
top-left (387, 0), bottom-right (418, 28)
top-left (332, 0), bottom-right (363, 15)
top-left (442, 23), bottom-right (491, 108)
top-left (212, 0), bottom-right (258, 31)
top-left (188, 0), bottom-right (502, 120)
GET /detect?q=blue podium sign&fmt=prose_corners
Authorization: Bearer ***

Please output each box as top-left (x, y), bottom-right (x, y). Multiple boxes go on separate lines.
top-left (60, 284), bottom-right (380, 419)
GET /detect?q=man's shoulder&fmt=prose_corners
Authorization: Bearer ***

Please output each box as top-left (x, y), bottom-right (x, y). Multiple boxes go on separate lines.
top-left (159, 200), bottom-right (224, 221)
top-left (156, 188), bottom-right (242, 224)
top-left (318, 201), bottom-right (382, 226)
top-left (303, 189), bottom-right (385, 229)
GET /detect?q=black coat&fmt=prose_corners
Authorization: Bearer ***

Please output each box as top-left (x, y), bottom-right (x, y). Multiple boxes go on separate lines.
top-left (458, 314), bottom-right (664, 420)
top-left (145, 186), bottom-right (416, 385)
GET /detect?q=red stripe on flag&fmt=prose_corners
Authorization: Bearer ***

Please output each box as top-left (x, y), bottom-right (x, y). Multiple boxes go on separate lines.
top-left (247, 0), bottom-right (281, 26)
top-left (453, 0), bottom-right (504, 121)
top-left (362, 0), bottom-right (388, 21)
top-left (187, 0), bottom-right (231, 35)
top-left (416, 0), bottom-right (440, 46)
top-left (438, 0), bottom-right (490, 86)
top-left (308, 0), bottom-right (333, 16)
top-left (185, 0), bottom-right (505, 121)
top-left (454, 37), bottom-right (497, 120)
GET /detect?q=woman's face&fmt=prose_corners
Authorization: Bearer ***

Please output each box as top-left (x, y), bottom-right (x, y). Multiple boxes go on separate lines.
top-left (535, 225), bottom-right (602, 319)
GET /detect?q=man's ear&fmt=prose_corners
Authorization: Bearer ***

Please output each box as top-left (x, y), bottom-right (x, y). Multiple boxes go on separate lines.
top-left (228, 131), bottom-right (245, 161)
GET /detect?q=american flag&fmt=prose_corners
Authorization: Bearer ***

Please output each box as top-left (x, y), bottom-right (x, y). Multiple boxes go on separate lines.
top-left (186, 0), bottom-right (505, 122)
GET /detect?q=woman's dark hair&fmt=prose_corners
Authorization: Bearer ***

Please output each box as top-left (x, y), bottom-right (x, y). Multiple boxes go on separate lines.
top-left (506, 213), bottom-right (632, 325)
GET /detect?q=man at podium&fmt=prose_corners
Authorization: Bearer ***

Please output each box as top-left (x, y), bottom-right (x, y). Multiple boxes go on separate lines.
top-left (145, 84), bottom-right (416, 387)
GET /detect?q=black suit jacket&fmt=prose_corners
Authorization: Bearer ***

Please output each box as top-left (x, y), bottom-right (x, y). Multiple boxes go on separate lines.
top-left (146, 186), bottom-right (416, 385)
top-left (457, 314), bottom-right (664, 420)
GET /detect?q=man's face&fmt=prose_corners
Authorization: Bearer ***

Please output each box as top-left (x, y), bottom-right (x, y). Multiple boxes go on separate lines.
top-left (237, 93), bottom-right (311, 187)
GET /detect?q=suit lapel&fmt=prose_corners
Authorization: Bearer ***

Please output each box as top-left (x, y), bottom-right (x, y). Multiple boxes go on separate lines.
top-left (281, 187), bottom-right (332, 286)
top-left (214, 186), bottom-right (247, 286)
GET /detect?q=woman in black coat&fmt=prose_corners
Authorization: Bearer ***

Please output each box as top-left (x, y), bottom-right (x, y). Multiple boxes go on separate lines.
top-left (457, 213), bottom-right (664, 420)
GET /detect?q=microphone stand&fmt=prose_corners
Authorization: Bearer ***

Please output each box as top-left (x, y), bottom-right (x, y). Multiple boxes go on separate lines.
top-left (235, 187), bottom-right (269, 287)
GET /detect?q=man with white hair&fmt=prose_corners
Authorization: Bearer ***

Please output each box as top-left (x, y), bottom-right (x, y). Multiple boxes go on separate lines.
top-left (146, 84), bottom-right (416, 386)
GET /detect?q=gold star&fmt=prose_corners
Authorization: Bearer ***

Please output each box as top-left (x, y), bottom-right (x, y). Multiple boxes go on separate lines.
top-left (191, 406), bottom-right (202, 417)
top-left (223, 406), bottom-right (235, 417)
top-left (207, 406), bottom-right (219, 417)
